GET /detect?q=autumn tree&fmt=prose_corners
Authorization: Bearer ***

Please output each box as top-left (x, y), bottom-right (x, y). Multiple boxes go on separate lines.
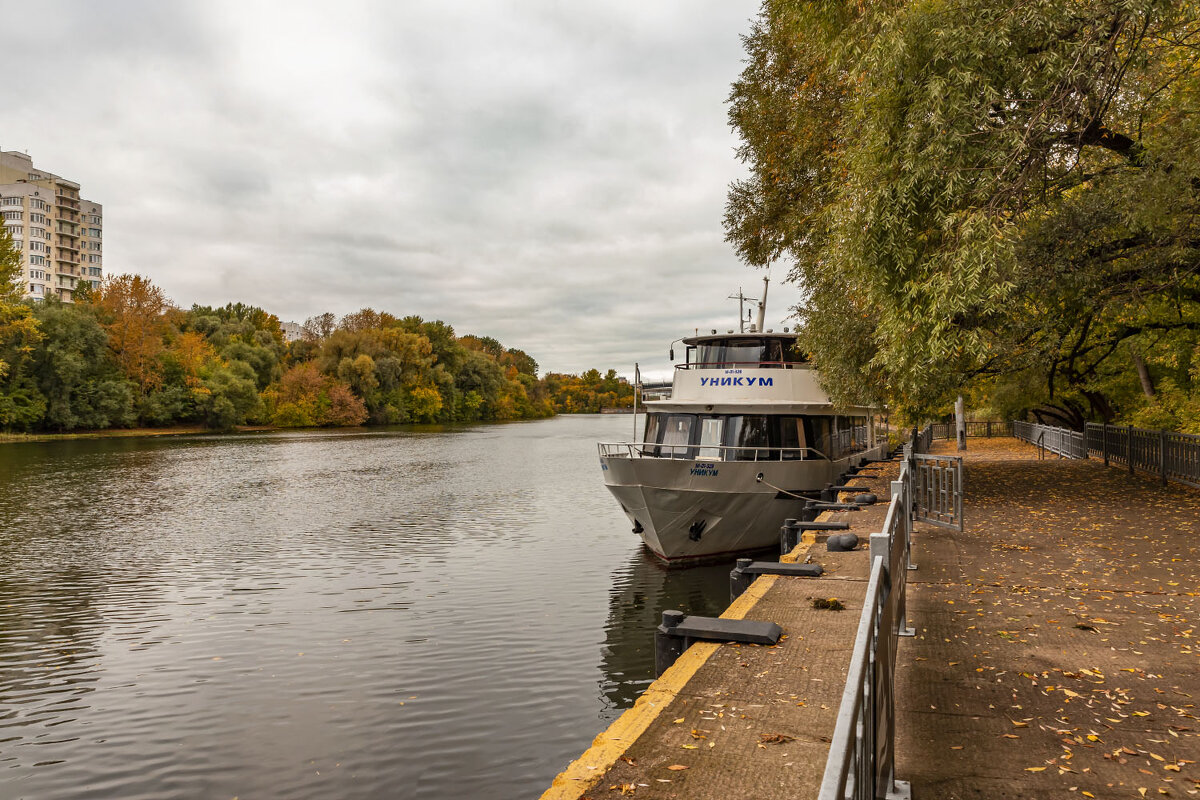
top-left (92, 274), bottom-right (170, 401)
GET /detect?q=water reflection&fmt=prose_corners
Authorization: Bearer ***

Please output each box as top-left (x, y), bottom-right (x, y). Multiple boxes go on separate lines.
top-left (598, 550), bottom-right (736, 714)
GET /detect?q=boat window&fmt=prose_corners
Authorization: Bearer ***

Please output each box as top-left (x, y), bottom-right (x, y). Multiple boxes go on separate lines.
top-left (777, 416), bottom-right (806, 460)
top-left (698, 417), bottom-right (724, 460)
top-left (660, 414), bottom-right (695, 458)
top-left (804, 416), bottom-right (834, 459)
top-left (693, 337), bottom-right (805, 367)
top-left (642, 414), bottom-right (660, 447)
top-left (725, 415), bottom-right (770, 460)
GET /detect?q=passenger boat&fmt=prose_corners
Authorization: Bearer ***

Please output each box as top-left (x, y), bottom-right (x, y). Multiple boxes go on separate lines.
top-left (598, 279), bottom-right (888, 563)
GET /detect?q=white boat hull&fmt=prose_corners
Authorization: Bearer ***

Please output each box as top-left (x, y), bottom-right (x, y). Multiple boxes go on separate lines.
top-left (601, 447), bottom-right (886, 562)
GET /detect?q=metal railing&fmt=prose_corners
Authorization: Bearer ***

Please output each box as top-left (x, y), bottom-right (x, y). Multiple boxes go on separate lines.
top-left (597, 441), bottom-right (829, 461)
top-left (1012, 421), bottom-right (1087, 459)
top-left (675, 360), bottom-right (808, 370)
top-left (819, 460), bottom-right (915, 800)
top-left (911, 424), bottom-right (933, 455)
top-left (929, 421), bottom-right (1013, 440)
top-left (1084, 423), bottom-right (1200, 488)
top-left (1008, 420), bottom-right (1200, 488)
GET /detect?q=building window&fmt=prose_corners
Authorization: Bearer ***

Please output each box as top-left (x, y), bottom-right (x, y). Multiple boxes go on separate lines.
top-left (29, 283), bottom-right (44, 295)
top-left (89, 228), bottom-right (101, 238)
top-left (30, 255), bottom-right (46, 266)
top-left (1, 197), bottom-right (22, 207)
top-left (5, 225), bottom-right (22, 236)
top-left (2, 210), bottom-right (23, 221)
top-left (30, 213), bottom-right (46, 224)
top-left (89, 215), bottom-right (101, 224)
top-left (30, 241), bottom-right (46, 252)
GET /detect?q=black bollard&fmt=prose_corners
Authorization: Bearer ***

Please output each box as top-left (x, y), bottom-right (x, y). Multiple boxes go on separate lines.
top-left (827, 533), bottom-right (859, 552)
top-left (853, 493), bottom-right (878, 505)
top-left (780, 518), bottom-right (801, 554)
top-left (730, 558), bottom-right (755, 600)
top-left (655, 610), bottom-right (687, 676)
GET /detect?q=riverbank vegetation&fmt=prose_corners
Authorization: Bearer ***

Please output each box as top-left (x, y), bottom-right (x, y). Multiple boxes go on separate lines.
top-left (727, 1), bottom-right (1200, 432)
top-left (0, 245), bottom-right (631, 432)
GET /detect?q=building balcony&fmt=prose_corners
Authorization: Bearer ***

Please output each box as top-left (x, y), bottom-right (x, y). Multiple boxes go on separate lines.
top-left (55, 195), bottom-right (80, 211)
top-left (55, 252), bottom-right (79, 265)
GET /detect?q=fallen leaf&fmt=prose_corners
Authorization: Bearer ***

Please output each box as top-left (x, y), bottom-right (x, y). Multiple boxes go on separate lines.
top-left (759, 733), bottom-right (796, 745)
top-left (667, 765), bottom-right (688, 771)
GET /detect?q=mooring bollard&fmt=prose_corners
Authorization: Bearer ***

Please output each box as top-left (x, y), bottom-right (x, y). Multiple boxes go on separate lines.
top-left (854, 493), bottom-right (878, 505)
top-left (654, 610), bottom-right (686, 677)
top-left (827, 532), bottom-right (859, 552)
top-left (730, 558), bottom-right (755, 598)
top-left (780, 518), bottom-right (801, 555)
top-left (730, 560), bottom-right (824, 601)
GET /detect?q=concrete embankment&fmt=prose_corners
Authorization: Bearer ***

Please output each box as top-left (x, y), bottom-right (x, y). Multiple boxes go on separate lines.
top-left (541, 463), bottom-right (899, 800)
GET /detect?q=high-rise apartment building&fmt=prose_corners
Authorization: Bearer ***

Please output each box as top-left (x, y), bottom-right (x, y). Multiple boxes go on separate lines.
top-left (0, 151), bottom-right (102, 302)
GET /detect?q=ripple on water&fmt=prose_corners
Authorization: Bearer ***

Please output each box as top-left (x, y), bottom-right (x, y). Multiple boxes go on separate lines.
top-left (0, 417), bottom-right (734, 799)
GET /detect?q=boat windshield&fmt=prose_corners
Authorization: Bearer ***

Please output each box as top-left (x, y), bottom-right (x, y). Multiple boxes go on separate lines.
top-left (692, 338), bottom-right (803, 368)
top-left (640, 412), bottom-right (869, 461)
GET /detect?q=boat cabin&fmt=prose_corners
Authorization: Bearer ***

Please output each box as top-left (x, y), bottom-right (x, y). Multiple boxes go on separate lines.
top-left (639, 331), bottom-right (874, 462)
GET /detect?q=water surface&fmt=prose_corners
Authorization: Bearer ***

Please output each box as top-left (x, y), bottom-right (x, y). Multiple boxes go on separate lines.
top-left (0, 416), bottom-right (734, 799)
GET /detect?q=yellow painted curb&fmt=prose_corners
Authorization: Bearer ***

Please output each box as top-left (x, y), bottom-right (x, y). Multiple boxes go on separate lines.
top-left (539, 520), bottom-right (826, 800)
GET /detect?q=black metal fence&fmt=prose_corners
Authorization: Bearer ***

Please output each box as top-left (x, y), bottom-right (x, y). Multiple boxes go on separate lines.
top-left (1012, 420), bottom-right (1088, 459)
top-left (929, 421), bottom-right (1013, 440)
top-left (1007, 420), bottom-right (1200, 488)
top-left (1084, 423), bottom-right (1200, 488)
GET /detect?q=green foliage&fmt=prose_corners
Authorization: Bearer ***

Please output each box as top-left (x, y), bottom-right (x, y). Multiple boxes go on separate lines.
top-left (4, 281), bottom-right (616, 432)
top-left (543, 369), bottom-right (635, 413)
top-left (30, 299), bottom-right (135, 430)
top-left (0, 224), bottom-right (45, 431)
top-left (727, 0), bottom-right (1200, 428)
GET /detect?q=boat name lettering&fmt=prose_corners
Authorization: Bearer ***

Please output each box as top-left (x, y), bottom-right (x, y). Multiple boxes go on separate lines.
top-left (690, 462), bottom-right (719, 477)
top-left (698, 377), bottom-right (774, 387)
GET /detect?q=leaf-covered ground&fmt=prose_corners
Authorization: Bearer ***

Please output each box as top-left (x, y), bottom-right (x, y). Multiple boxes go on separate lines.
top-left (897, 437), bottom-right (1200, 799)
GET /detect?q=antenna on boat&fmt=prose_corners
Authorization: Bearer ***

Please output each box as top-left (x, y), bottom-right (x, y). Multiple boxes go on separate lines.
top-left (755, 275), bottom-right (770, 334)
top-left (728, 287), bottom-right (758, 333)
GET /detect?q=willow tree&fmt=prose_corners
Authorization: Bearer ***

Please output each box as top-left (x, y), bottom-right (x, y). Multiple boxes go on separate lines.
top-left (727, 0), bottom-right (1200, 427)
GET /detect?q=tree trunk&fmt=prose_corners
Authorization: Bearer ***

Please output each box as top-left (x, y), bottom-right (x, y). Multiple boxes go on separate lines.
top-left (1130, 345), bottom-right (1155, 399)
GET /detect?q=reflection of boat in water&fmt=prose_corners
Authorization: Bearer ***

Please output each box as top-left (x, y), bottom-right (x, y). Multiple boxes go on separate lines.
top-left (596, 548), bottom-right (734, 717)
top-left (599, 278), bottom-right (888, 562)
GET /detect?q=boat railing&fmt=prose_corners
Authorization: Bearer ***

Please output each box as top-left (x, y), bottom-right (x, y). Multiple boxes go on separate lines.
top-left (674, 361), bottom-right (808, 370)
top-left (597, 441), bottom-right (830, 462)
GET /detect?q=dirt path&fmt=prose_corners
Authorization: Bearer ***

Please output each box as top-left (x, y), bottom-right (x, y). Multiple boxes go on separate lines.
top-left (896, 437), bottom-right (1200, 799)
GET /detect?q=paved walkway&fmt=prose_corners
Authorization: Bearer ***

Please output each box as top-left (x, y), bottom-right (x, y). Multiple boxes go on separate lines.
top-left (897, 438), bottom-right (1200, 799)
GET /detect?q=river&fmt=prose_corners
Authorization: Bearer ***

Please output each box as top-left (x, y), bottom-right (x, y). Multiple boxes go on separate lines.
top-left (0, 415), bottom-right (736, 799)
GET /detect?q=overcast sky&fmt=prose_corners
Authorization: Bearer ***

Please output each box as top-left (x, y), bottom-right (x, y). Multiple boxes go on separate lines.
top-left (1, 0), bottom-right (801, 378)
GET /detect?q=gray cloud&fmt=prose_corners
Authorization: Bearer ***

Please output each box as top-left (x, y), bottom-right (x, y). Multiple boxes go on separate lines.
top-left (1, 0), bottom-right (803, 378)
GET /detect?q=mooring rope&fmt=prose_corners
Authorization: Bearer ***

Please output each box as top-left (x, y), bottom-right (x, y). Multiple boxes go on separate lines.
top-left (754, 472), bottom-right (811, 500)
